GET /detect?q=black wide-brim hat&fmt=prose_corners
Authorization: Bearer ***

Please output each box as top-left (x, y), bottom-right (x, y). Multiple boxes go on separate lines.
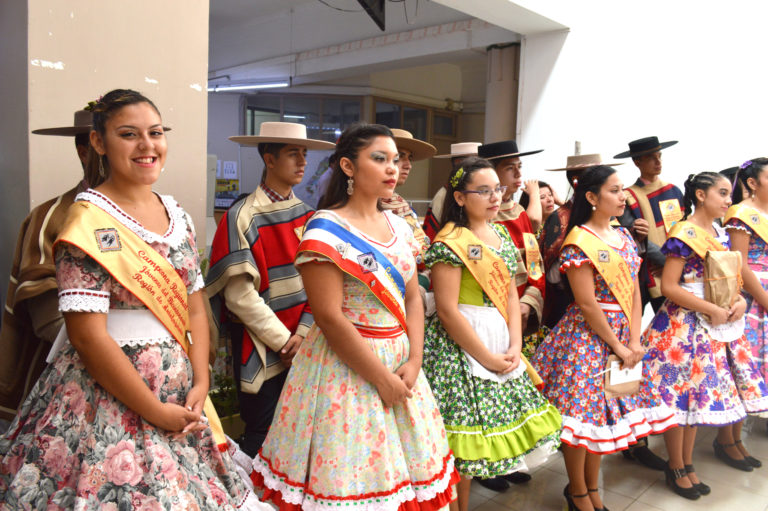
top-left (477, 140), bottom-right (543, 161)
top-left (614, 136), bottom-right (677, 159)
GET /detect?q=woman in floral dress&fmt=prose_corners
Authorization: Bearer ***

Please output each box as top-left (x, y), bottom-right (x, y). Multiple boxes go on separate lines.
top-left (533, 165), bottom-right (676, 511)
top-left (644, 171), bottom-right (768, 500)
top-left (251, 124), bottom-right (458, 511)
top-left (0, 89), bottom-right (266, 510)
top-left (423, 157), bottom-right (562, 511)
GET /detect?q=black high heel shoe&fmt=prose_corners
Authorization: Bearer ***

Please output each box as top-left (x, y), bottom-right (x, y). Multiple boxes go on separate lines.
top-left (587, 488), bottom-right (609, 511)
top-left (713, 439), bottom-right (753, 472)
top-left (664, 463), bottom-right (700, 500)
top-left (684, 465), bottom-right (710, 495)
top-left (735, 439), bottom-right (762, 468)
top-left (563, 484), bottom-right (590, 511)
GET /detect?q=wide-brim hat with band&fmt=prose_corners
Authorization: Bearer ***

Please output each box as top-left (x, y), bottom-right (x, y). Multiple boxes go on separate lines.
top-left (477, 140), bottom-right (543, 161)
top-left (434, 141), bottom-right (481, 159)
top-left (390, 129), bottom-right (436, 161)
top-left (229, 122), bottom-right (335, 150)
top-left (546, 153), bottom-right (624, 171)
top-left (614, 136), bottom-right (677, 159)
top-left (32, 109), bottom-right (173, 136)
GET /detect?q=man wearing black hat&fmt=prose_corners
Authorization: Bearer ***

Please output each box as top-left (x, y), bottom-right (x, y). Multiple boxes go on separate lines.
top-left (0, 106), bottom-right (94, 427)
top-left (614, 136), bottom-right (683, 472)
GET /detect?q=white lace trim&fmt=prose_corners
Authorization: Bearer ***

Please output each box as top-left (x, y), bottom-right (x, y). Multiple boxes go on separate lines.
top-left (560, 406), bottom-right (678, 454)
top-left (59, 289), bottom-right (110, 313)
top-left (742, 394), bottom-right (768, 415)
top-left (673, 406), bottom-right (747, 426)
top-left (191, 273), bottom-right (205, 293)
top-left (253, 453), bottom-right (455, 511)
top-left (725, 222), bottom-right (749, 233)
top-left (76, 189), bottom-right (190, 249)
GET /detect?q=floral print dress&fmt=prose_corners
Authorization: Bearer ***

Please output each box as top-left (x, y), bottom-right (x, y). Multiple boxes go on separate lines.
top-left (423, 223), bottom-right (562, 478)
top-left (643, 224), bottom-right (768, 425)
top-left (251, 210), bottom-right (458, 511)
top-left (0, 190), bottom-right (265, 510)
top-left (533, 227), bottom-right (677, 454)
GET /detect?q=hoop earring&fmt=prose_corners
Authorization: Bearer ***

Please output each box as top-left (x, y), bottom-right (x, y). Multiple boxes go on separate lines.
top-left (346, 177), bottom-right (354, 195)
top-left (98, 155), bottom-right (106, 178)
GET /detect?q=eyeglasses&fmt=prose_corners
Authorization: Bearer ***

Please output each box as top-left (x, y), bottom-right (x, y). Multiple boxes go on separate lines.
top-left (463, 186), bottom-right (508, 199)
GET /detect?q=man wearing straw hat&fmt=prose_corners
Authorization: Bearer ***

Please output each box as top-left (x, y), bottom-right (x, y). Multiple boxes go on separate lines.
top-left (206, 122), bottom-right (335, 456)
top-left (614, 136), bottom-right (683, 314)
top-left (0, 106), bottom-right (94, 425)
top-left (422, 142), bottom-right (481, 241)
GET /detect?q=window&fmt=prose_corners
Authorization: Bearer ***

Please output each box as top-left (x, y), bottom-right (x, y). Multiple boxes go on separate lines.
top-left (246, 94), bottom-right (363, 140)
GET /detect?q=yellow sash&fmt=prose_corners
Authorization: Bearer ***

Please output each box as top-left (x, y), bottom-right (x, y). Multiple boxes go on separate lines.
top-left (56, 201), bottom-right (228, 449)
top-left (522, 232), bottom-right (543, 280)
top-left (659, 198), bottom-right (684, 233)
top-left (562, 226), bottom-right (635, 324)
top-left (667, 220), bottom-right (725, 258)
top-left (433, 223), bottom-right (542, 386)
top-left (724, 204), bottom-right (768, 246)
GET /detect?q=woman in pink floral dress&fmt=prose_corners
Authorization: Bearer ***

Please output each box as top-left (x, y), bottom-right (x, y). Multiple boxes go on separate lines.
top-left (252, 124), bottom-right (459, 511)
top-left (0, 89), bottom-right (266, 510)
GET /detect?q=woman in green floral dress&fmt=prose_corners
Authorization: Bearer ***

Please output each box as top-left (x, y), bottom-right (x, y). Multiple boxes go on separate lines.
top-left (423, 157), bottom-right (562, 511)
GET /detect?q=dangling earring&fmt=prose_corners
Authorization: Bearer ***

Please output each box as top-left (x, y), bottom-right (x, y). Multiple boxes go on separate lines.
top-left (347, 177), bottom-right (354, 195)
top-left (591, 204), bottom-right (596, 211)
top-left (98, 155), bottom-right (106, 178)
top-left (161, 167), bottom-right (165, 173)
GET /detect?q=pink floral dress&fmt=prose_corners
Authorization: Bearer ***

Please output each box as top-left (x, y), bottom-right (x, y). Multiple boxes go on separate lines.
top-left (252, 210), bottom-right (458, 511)
top-left (0, 190), bottom-right (264, 510)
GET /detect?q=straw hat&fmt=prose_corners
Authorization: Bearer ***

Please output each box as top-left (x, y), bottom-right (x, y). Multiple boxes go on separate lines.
top-left (390, 129), bottom-right (436, 161)
top-left (434, 142), bottom-right (481, 159)
top-left (32, 110), bottom-right (93, 136)
top-left (614, 136), bottom-right (677, 159)
top-left (546, 153), bottom-right (623, 171)
top-left (229, 122), bottom-right (335, 150)
top-left (477, 140), bottom-right (543, 161)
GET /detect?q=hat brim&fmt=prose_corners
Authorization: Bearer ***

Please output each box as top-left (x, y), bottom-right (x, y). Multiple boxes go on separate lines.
top-left (32, 125), bottom-right (172, 136)
top-left (546, 162), bottom-right (624, 171)
top-left (229, 135), bottom-right (335, 150)
top-left (486, 149), bottom-right (544, 161)
top-left (394, 137), bottom-right (437, 161)
top-left (614, 140), bottom-right (677, 159)
top-left (434, 151), bottom-right (476, 159)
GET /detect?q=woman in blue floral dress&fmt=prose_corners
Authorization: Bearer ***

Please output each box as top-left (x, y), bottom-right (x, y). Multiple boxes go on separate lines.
top-left (533, 166), bottom-right (676, 511)
top-left (0, 90), bottom-right (265, 510)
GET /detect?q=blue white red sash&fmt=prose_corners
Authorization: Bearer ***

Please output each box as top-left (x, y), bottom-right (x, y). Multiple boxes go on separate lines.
top-left (298, 217), bottom-right (408, 332)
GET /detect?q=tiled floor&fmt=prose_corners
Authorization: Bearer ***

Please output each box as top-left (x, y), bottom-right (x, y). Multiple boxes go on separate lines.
top-left (468, 417), bottom-right (768, 511)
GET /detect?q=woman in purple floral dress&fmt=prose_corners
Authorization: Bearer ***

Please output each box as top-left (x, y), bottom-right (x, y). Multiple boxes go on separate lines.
top-left (0, 90), bottom-right (267, 510)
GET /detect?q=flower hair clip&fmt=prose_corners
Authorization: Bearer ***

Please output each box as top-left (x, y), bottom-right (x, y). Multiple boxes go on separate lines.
top-left (449, 167), bottom-right (465, 188)
top-left (84, 96), bottom-right (104, 112)
top-left (740, 160), bottom-right (753, 170)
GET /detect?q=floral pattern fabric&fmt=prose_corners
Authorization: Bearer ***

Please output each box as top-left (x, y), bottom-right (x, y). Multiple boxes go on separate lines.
top-left (0, 191), bottom-right (259, 510)
top-left (533, 228), bottom-right (677, 454)
top-left (643, 225), bottom-right (768, 425)
top-left (251, 210), bottom-right (458, 511)
top-left (423, 224), bottom-right (562, 477)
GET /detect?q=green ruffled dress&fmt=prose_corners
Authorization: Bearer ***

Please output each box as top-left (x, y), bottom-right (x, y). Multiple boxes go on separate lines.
top-left (423, 223), bottom-right (562, 477)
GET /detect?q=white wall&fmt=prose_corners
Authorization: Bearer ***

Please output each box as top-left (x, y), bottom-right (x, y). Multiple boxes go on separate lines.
top-left (517, 1), bottom-right (768, 198)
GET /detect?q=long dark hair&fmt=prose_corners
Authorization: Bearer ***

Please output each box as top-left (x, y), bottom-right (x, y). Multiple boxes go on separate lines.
top-left (733, 157), bottom-right (768, 204)
top-left (85, 89), bottom-right (161, 188)
top-left (519, 181), bottom-right (551, 209)
top-left (681, 171), bottom-right (722, 219)
top-left (317, 123), bottom-right (393, 210)
top-left (565, 165), bottom-right (617, 235)
top-left (440, 156), bottom-right (495, 228)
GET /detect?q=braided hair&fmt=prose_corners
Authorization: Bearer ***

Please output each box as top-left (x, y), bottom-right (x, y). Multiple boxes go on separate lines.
top-left (681, 171), bottom-right (722, 219)
top-left (733, 157), bottom-right (768, 204)
top-left (439, 156), bottom-right (495, 229)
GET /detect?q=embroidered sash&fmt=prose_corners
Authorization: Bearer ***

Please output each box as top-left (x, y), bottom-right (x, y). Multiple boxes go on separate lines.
top-left (297, 216), bottom-right (408, 332)
top-left (724, 204), bottom-right (768, 245)
top-left (56, 201), bottom-right (228, 450)
top-left (433, 223), bottom-right (543, 386)
top-left (562, 226), bottom-right (635, 324)
top-left (522, 232), bottom-right (543, 281)
top-left (667, 220), bottom-right (726, 258)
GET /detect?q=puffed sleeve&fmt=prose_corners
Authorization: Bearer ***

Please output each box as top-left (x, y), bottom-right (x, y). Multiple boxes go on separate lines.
top-left (424, 242), bottom-right (463, 269)
top-left (559, 244), bottom-right (593, 273)
top-left (661, 238), bottom-right (694, 259)
top-left (55, 242), bottom-right (112, 313)
top-left (724, 216), bottom-right (750, 234)
top-left (182, 210), bottom-right (205, 293)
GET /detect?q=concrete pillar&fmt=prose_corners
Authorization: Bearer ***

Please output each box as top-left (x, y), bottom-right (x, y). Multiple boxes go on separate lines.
top-left (484, 44), bottom-right (519, 143)
top-left (0, 0), bottom-right (210, 299)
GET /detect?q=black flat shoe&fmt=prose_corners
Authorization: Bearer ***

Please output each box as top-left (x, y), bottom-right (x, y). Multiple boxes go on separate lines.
top-left (502, 471), bottom-right (531, 484)
top-left (475, 476), bottom-right (509, 492)
top-left (664, 463), bottom-right (700, 500)
top-left (713, 439), bottom-right (753, 472)
top-left (628, 444), bottom-right (667, 471)
top-left (684, 464), bottom-right (710, 496)
top-left (587, 488), bottom-right (609, 511)
top-left (735, 440), bottom-right (762, 468)
top-left (563, 484), bottom-right (591, 511)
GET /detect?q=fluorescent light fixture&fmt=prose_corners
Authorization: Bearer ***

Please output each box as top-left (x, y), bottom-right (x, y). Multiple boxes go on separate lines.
top-left (284, 115), bottom-right (306, 119)
top-left (207, 81), bottom-right (289, 92)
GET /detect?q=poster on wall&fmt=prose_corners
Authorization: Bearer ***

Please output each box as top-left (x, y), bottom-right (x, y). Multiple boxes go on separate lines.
top-left (214, 160), bottom-right (240, 209)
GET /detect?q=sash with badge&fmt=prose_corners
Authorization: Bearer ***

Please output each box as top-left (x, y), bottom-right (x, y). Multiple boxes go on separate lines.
top-left (297, 215), bottom-right (408, 332)
top-left (56, 201), bottom-right (229, 450)
top-left (433, 223), bottom-right (543, 387)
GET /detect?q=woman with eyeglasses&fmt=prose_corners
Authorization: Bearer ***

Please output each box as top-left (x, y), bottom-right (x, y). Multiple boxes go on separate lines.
top-left (422, 157), bottom-right (562, 511)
